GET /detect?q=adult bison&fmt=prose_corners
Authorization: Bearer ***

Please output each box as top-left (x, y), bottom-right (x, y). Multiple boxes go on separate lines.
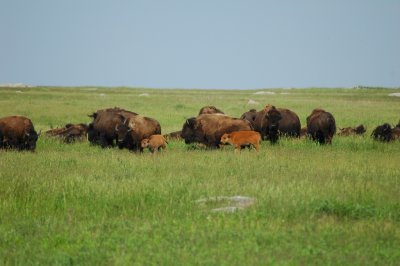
top-left (115, 115), bottom-right (161, 152)
top-left (252, 106), bottom-right (282, 143)
top-left (371, 123), bottom-right (400, 142)
top-left (87, 107), bottom-right (138, 147)
top-left (198, 106), bottom-right (225, 115)
top-left (181, 114), bottom-right (252, 148)
top-left (243, 105), bottom-right (300, 142)
top-left (306, 109), bottom-right (336, 144)
top-left (0, 116), bottom-right (38, 151)
top-left (240, 109), bottom-right (257, 123)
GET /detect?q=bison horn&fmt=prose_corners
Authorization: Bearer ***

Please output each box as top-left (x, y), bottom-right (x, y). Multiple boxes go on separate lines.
top-left (115, 124), bottom-right (119, 131)
top-left (128, 128), bottom-right (132, 132)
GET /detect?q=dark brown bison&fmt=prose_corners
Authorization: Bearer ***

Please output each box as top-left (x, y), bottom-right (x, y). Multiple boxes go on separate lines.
top-left (252, 106), bottom-right (282, 143)
top-left (115, 115), bottom-right (161, 152)
top-left (371, 123), bottom-right (399, 142)
top-left (87, 107), bottom-right (138, 147)
top-left (338, 124), bottom-right (366, 136)
top-left (306, 109), bottom-right (336, 144)
top-left (198, 106), bottom-right (225, 115)
top-left (45, 123), bottom-right (88, 143)
top-left (181, 114), bottom-right (252, 148)
top-left (0, 116), bottom-right (38, 151)
top-left (245, 105), bottom-right (300, 143)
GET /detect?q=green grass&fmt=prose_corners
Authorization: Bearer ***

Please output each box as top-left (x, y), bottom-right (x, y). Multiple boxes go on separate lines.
top-left (1, 86), bottom-right (400, 265)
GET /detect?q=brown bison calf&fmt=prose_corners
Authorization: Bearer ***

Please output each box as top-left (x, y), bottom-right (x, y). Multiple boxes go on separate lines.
top-left (140, 134), bottom-right (168, 153)
top-left (220, 131), bottom-right (261, 153)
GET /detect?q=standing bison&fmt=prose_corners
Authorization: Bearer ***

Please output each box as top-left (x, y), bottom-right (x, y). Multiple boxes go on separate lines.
top-left (181, 114), bottom-right (252, 148)
top-left (242, 105), bottom-right (301, 143)
top-left (306, 109), bottom-right (336, 144)
top-left (0, 116), bottom-right (38, 151)
top-left (252, 106), bottom-right (282, 143)
top-left (87, 107), bottom-right (138, 147)
top-left (115, 115), bottom-right (161, 152)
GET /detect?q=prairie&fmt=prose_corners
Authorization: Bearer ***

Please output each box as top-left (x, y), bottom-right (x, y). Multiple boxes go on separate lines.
top-left (0, 86), bottom-right (400, 265)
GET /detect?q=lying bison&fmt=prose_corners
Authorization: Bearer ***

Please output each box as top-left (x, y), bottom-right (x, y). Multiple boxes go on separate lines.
top-left (181, 114), bottom-right (252, 148)
top-left (87, 107), bottom-right (138, 147)
top-left (306, 109), bottom-right (336, 144)
top-left (45, 123), bottom-right (88, 143)
top-left (371, 123), bottom-right (400, 142)
top-left (338, 124), bottom-right (366, 136)
top-left (115, 115), bottom-right (161, 152)
top-left (0, 116), bottom-right (38, 151)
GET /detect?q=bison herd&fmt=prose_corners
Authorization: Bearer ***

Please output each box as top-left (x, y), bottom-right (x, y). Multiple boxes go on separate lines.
top-left (1, 105), bottom-right (399, 152)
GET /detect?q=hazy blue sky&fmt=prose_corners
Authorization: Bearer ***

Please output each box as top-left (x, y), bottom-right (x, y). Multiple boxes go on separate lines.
top-left (1, 0), bottom-right (399, 89)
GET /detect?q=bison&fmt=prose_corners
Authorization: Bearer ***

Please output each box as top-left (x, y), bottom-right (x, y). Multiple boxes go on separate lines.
top-left (338, 124), bottom-right (366, 136)
top-left (242, 105), bottom-right (301, 141)
top-left (240, 109), bottom-right (257, 123)
top-left (45, 123), bottom-right (88, 143)
top-left (141, 134), bottom-right (168, 153)
top-left (198, 106), bottom-right (225, 115)
top-left (371, 123), bottom-right (400, 142)
top-left (181, 114), bottom-right (252, 148)
top-left (220, 131), bottom-right (261, 153)
top-left (0, 116), bottom-right (38, 151)
top-left (115, 115), bottom-right (161, 152)
top-left (306, 109), bottom-right (336, 144)
top-left (252, 106), bottom-right (282, 143)
top-left (87, 107), bottom-right (138, 147)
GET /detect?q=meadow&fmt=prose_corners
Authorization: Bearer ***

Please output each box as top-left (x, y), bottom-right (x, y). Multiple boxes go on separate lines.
top-left (0, 86), bottom-right (400, 265)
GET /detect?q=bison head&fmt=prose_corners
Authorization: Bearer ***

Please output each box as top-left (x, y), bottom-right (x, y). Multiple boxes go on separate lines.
top-left (115, 121), bottom-right (132, 145)
top-left (181, 117), bottom-right (197, 144)
top-left (25, 130), bottom-right (38, 151)
top-left (141, 138), bottom-right (150, 148)
top-left (220, 133), bottom-right (231, 144)
top-left (265, 107), bottom-right (282, 143)
top-left (354, 124), bottom-right (366, 135)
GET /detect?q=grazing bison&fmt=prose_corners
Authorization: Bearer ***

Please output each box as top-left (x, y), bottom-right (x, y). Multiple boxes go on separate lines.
top-left (371, 123), bottom-right (395, 142)
top-left (181, 114), bottom-right (252, 148)
top-left (115, 115), bottom-right (161, 152)
top-left (252, 106), bottom-right (282, 143)
top-left (198, 106), bottom-right (225, 115)
top-left (45, 123), bottom-right (88, 143)
top-left (0, 116), bottom-right (38, 151)
top-left (338, 124), bottom-right (366, 136)
top-left (141, 134), bottom-right (168, 153)
top-left (306, 109), bottom-right (336, 144)
top-left (220, 131), bottom-right (261, 153)
top-left (87, 107), bottom-right (138, 147)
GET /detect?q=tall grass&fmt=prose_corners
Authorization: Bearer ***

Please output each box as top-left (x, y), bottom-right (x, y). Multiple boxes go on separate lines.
top-left (0, 87), bottom-right (400, 265)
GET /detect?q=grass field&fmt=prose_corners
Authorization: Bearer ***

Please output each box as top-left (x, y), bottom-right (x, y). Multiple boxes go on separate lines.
top-left (1, 86), bottom-right (400, 265)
